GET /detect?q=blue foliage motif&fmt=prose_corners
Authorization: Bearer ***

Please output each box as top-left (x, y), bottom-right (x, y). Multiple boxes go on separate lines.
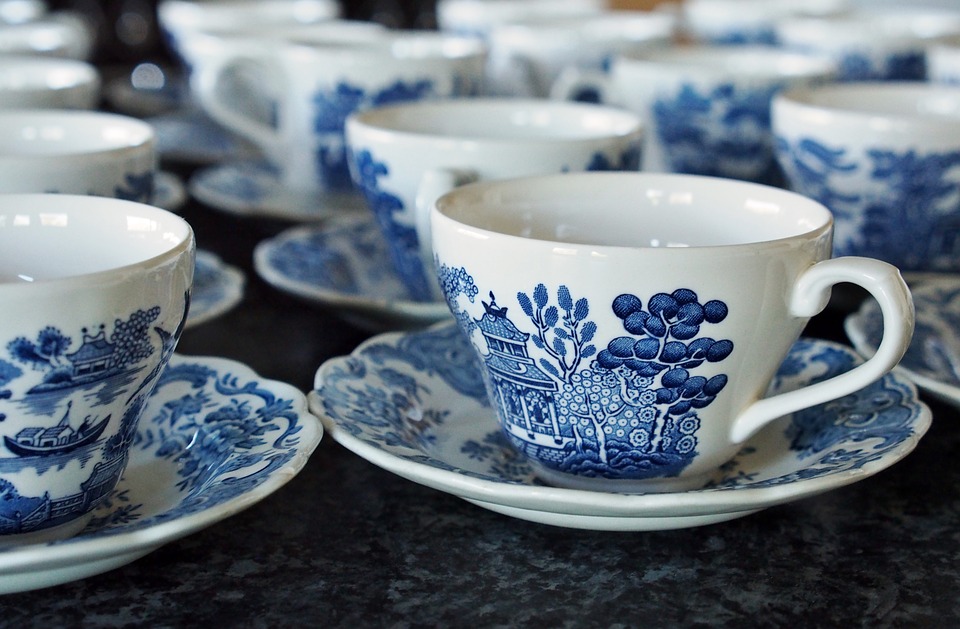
top-left (312, 79), bottom-right (438, 193)
top-left (653, 81), bottom-right (785, 185)
top-left (446, 279), bottom-right (734, 481)
top-left (776, 136), bottom-right (960, 271)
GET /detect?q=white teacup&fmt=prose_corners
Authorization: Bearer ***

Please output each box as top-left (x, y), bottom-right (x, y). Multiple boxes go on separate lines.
top-left (773, 81), bottom-right (960, 273)
top-left (485, 11), bottom-right (677, 97)
top-left (552, 45), bottom-right (837, 184)
top-left (158, 0), bottom-right (341, 46)
top-left (0, 11), bottom-right (94, 59)
top-left (0, 193), bottom-right (194, 543)
top-left (432, 172), bottom-right (914, 492)
top-left (0, 55), bottom-right (99, 109)
top-left (0, 110), bottom-right (156, 203)
top-left (346, 98), bottom-right (643, 302)
top-left (436, 0), bottom-right (605, 39)
top-left (192, 32), bottom-right (486, 201)
top-left (774, 9), bottom-right (960, 81)
top-left (681, 0), bottom-right (849, 45)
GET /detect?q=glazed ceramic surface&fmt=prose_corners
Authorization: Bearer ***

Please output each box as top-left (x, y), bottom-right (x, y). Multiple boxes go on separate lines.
top-left (846, 274), bottom-right (960, 407)
top-left (0, 194), bottom-right (193, 540)
top-left (431, 173), bottom-right (913, 491)
top-left (310, 323), bottom-right (930, 531)
top-left (0, 353), bottom-right (323, 593)
top-left (190, 31), bottom-right (486, 200)
top-left (188, 250), bottom-right (245, 329)
top-left (553, 45), bottom-right (836, 184)
top-left (0, 12), bottom-right (94, 59)
top-left (0, 55), bottom-right (100, 109)
top-left (346, 98), bottom-right (644, 301)
top-left (253, 215), bottom-right (449, 332)
top-left (773, 82), bottom-right (960, 273)
top-left (436, 0), bottom-right (604, 39)
top-left (0, 110), bottom-right (156, 203)
top-left (189, 160), bottom-right (366, 221)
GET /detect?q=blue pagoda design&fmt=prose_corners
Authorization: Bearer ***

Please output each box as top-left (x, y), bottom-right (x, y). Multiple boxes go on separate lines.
top-left (475, 297), bottom-right (571, 450)
top-left (66, 326), bottom-right (117, 378)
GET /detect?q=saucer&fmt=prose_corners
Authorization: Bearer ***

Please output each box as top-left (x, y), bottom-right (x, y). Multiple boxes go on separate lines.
top-left (309, 323), bottom-right (930, 531)
top-left (846, 274), bottom-right (960, 407)
top-left (187, 249), bottom-right (245, 328)
top-left (154, 170), bottom-right (186, 212)
top-left (189, 159), bottom-right (367, 221)
top-left (148, 109), bottom-right (259, 166)
top-left (0, 353), bottom-right (323, 594)
top-left (253, 215), bottom-right (450, 332)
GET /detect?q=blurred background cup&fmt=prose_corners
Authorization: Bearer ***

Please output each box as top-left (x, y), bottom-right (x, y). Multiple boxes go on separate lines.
top-left (345, 98), bottom-right (644, 302)
top-left (0, 10), bottom-right (95, 60)
top-left (485, 10), bottom-right (677, 97)
top-left (0, 110), bottom-right (156, 202)
top-left (773, 8), bottom-right (960, 81)
top-left (431, 172), bottom-right (913, 491)
top-left (681, 0), bottom-right (850, 45)
top-left (925, 38), bottom-right (960, 85)
top-left (552, 45), bottom-right (837, 185)
top-left (436, 0), bottom-right (605, 39)
top-left (190, 31), bottom-right (486, 207)
top-left (0, 193), bottom-right (193, 543)
top-left (0, 0), bottom-right (46, 25)
top-left (773, 82), bottom-right (960, 273)
top-left (0, 55), bottom-right (100, 109)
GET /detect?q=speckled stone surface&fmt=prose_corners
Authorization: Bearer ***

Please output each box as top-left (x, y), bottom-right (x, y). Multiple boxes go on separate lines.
top-left (1, 131), bottom-right (958, 629)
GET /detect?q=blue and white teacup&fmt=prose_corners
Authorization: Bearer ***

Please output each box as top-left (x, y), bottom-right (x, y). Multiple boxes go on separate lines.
top-left (0, 194), bottom-right (194, 543)
top-left (773, 82), bottom-right (960, 273)
top-left (774, 9), bottom-right (960, 81)
top-left (552, 45), bottom-right (837, 185)
top-left (0, 110), bottom-right (155, 202)
top-left (191, 31), bottom-right (486, 203)
top-left (681, 0), bottom-right (849, 46)
top-left (432, 172), bottom-right (913, 492)
top-left (346, 98), bottom-right (643, 302)
top-left (0, 55), bottom-right (100, 110)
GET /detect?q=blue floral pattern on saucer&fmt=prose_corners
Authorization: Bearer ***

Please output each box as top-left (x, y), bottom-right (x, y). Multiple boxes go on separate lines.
top-left (253, 215), bottom-right (450, 332)
top-left (310, 322), bottom-right (930, 531)
top-left (187, 250), bottom-right (245, 329)
top-left (846, 274), bottom-right (960, 407)
top-left (0, 353), bottom-right (323, 594)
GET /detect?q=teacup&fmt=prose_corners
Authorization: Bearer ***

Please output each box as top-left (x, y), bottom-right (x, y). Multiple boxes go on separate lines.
top-left (436, 0), bottom-right (605, 39)
top-left (552, 45), bottom-right (837, 184)
top-left (485, 11), bottom-right (677, 97)
top-left (773, 82), bottom-right (960, 273)
top-left (345, 98), bottom-right (643, 302)
top-left (432, 172), bottom-right (914, 492)
top-left (774, 9), bottom-right (960, 81)
top-left (0, 11), bottom-right (95, 59)
top-left (191, 32), bottom-right (486, 202)
top-left (0, 110), bottom-right (155, 202)
top-left (681, 0), bottom-right (849, 45)
top-left (0, 55), bottom-right (100, 109)
top-left (0, 193), bottom-right (194, 542)
top-left (0, 0), bottom-right (45, 25)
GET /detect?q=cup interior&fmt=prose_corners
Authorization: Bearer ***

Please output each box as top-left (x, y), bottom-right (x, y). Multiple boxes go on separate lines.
top-left (352, 99), bottom-right (641, 140)
top-left (780, 82), bottom-right (960, 121)
top-left (0, 194), bottom-right (192, 283)
top-left (0, 110), bottom-right (153, 155)
top-left (435, 172), bottom-right (831, 248)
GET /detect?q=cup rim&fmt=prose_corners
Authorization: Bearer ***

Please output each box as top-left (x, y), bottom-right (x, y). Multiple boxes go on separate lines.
top-left (434, 172), bottom-right (833, 251)
top-left (0, 194), bottom-right (194, 288)
top-left (615, 44), bottom-right (837, 78)
top-left (0, 109), bottom-right (154, 157)
top-left (774, 81), bottom-right (960, 128)
top-left (347, 98), bottom-right (643, 144)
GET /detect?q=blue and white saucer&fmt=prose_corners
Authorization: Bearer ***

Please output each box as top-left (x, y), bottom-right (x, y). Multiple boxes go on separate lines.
top-left (0, 353), bottom-right (323, 594)
top-left (309, 323), bottom-right (930, 532)
top-left (253, 215), bottom-right (450, 332)
top-left (846, 274), bottom-right (960, 407)
top-left (187, 249), bottom-right (245, 328)
top-left (189, 159), bottom-right (367, 221)
top-left (154, 170), bottom-right (186, 212)
top-left (149, 109), bottom-right (259, 166)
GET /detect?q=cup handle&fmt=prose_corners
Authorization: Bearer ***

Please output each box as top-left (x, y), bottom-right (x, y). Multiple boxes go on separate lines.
top-left (549, 66), bottom-right (610, 103)
top-left (191, 52), bottom-right (285, 163)
top-left (729, 256), bottom-right (915, 444)
top-left (415, 167), bottom-right (478, 267)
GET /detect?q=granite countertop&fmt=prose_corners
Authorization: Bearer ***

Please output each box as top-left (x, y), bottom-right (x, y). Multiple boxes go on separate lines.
top-left (0, 164), bottom-right (955, 626)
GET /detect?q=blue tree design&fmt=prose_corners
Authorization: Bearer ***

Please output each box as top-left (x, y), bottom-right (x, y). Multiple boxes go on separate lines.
top-left (516, 284), bottom-right (596, 382)
top-left (7, 326), bottom-right (72, 371)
